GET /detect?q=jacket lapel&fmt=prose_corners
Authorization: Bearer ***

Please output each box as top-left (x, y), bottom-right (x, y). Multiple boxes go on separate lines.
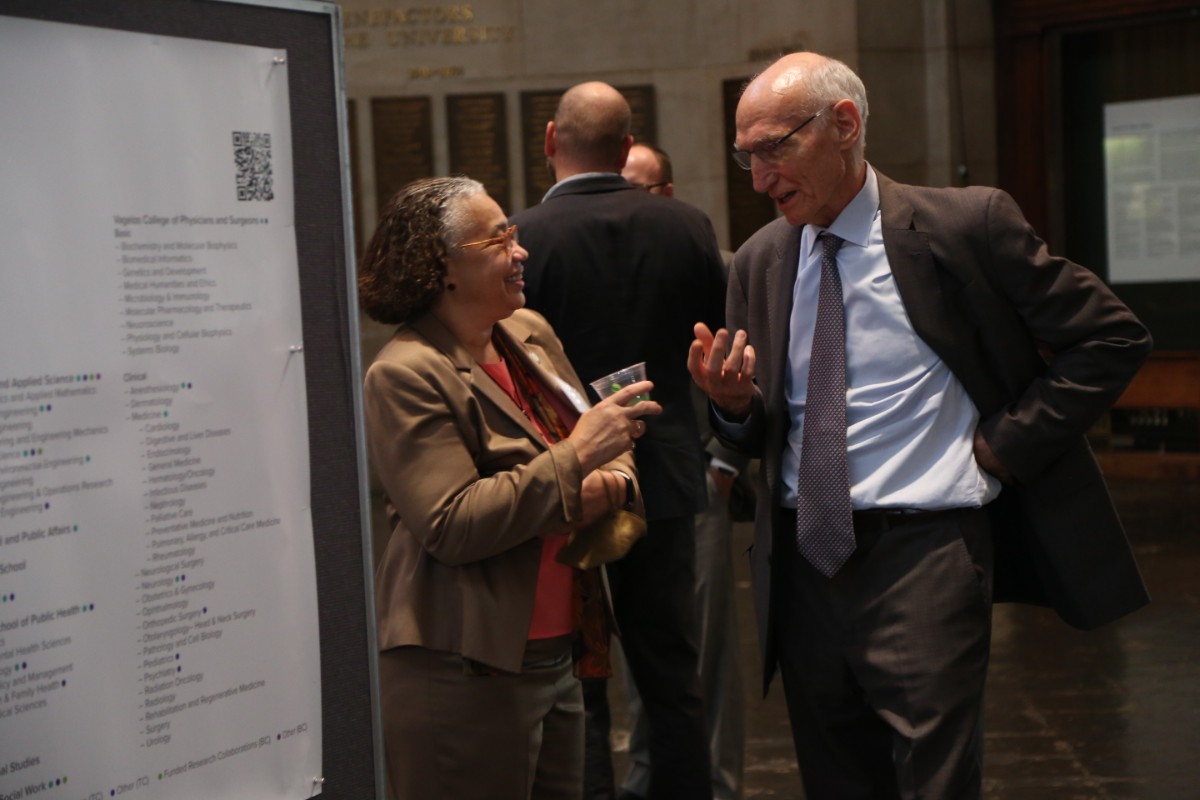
top-left (497, 313), bottom-right (588, 426)
top-left (877, 173), bottom-right (995, 406)
top-left (766, 224), bottom-right (803, 404)
top-left (409, 314), bottom-right (548, 445)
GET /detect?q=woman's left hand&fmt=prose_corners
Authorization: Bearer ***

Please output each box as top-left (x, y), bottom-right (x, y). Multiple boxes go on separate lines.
top-left (577, 470), bottom-right (625, 526)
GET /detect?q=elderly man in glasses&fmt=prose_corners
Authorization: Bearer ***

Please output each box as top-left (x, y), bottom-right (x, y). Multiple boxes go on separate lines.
top-left (511, 82), bottom-right (727, 800)
top-left (688, 51), bottom-right (1151, 799)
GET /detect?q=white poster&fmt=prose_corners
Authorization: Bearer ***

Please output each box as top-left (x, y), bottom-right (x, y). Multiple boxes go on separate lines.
top-left (1104, 94), bottom-right (1200, 284)
top-left (0, 16), bottom-right (323, 800)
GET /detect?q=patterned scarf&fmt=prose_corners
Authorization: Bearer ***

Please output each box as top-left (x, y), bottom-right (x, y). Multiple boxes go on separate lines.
top-left (493, 331), bottom-right (613, 679)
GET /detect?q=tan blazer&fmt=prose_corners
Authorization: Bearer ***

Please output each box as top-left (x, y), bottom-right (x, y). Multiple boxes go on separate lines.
top-left (364, 308), bottom-right (638, 674)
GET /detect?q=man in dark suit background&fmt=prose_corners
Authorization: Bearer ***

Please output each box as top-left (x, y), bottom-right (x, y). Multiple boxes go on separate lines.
top-left (688, 52), bottom-right (1151, 799)
top-left (511, 82), bottom-right (727, 800)
top-left (620, 141), bottom-right (747, 800)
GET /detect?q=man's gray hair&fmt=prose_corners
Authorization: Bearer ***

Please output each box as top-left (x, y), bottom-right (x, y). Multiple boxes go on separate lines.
top-left (804, 57), bottom-right (869, 158)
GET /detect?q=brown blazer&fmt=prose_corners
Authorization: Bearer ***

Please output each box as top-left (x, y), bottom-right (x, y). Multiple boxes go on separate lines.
top-left (715, 170), bottom-right (1153, 690)
top-left (364, 308), bottom-right (639, 674)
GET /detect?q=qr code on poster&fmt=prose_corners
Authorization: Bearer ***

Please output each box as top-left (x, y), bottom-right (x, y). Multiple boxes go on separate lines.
top-left (233, 131), bottom-right (274, 201)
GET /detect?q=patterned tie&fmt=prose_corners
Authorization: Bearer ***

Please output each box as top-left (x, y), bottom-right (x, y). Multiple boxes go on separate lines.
top-left (795, 232), bottom-right (855, 577)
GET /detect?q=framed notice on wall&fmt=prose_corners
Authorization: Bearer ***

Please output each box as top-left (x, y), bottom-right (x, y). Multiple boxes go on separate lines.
top-left (0, 15), bottom-right (324, 800)
top-left (371, 96), bottom-right (434, 213)
top-left (1104, 94), bottom-right (1200, 284)
top-left (447, 93), bottom-right (512, 210)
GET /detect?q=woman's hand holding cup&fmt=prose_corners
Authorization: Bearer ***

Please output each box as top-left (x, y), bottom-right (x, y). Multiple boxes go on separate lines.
top-left (569, 380), bottom-right (660, 474)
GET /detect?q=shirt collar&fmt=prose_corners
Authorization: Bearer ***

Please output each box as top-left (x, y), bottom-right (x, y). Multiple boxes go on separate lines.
top-left (542, 172), bottom-right (615, 203)
top-left (804, 163), bottom-right (879, 255)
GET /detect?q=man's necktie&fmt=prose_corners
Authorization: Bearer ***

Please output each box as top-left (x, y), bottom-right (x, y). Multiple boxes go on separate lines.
top-left (795, 232), bottom-right (855, 577)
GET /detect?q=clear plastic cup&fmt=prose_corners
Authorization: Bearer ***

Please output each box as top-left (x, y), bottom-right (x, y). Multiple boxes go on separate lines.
top-left (589, 362), bottom-right (649, 404)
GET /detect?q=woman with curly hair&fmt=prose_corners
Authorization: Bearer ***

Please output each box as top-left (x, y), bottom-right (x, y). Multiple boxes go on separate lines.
top-left (360, 176), bottom-right (659, 799)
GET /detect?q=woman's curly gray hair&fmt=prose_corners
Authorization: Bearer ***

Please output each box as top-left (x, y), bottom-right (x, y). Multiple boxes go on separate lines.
top-left (358, 176), bottom-right (486, 325)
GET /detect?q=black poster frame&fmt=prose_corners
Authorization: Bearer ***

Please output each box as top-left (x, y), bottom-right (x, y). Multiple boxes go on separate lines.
top-left (0, 2), bottom-right (381, 798)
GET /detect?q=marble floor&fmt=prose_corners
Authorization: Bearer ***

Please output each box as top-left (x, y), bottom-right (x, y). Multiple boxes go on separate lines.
top-left (605, 477), bottom-right (1200, 799)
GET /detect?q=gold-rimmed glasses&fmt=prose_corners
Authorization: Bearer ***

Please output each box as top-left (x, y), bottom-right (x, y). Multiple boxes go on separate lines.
top-left (458, 224), bottom-right (519, 255)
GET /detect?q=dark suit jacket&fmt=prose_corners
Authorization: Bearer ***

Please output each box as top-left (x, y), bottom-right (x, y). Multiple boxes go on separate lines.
top-left (714, 170), bottom-right (1153, 691)
top-left (364, 309), bottom-right (639, 674)
top-left (511, 174), bottom-right (727, 520)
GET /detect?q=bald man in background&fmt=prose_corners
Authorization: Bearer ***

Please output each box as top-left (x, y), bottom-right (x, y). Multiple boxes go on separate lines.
top-left (621, 142), bottom-right (673, 196)
top-left (511, 82), bottom-right (727, 799)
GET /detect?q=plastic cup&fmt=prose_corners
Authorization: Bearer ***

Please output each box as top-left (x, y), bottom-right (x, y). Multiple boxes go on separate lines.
top-left (589, 362), bottom-right (649, 404)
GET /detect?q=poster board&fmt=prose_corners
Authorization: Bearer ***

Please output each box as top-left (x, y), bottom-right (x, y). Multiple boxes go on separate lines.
top-left (0, 2), bottom-right (379, 799)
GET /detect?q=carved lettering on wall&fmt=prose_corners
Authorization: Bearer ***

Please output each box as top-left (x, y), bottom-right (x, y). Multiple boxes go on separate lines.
top-left (343, 4), bottom-right (514, 50)
top-left (409, 66), bottom-right (466, 79)
top-left (344, 5), bottom-right (476, 27)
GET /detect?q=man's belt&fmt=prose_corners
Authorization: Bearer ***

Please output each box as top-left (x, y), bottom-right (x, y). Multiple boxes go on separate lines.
top-left (850, 507), bottom-right (973, 535)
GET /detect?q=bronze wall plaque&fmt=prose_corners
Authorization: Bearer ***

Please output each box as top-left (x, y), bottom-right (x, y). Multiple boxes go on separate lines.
top-left (617, 84), bottom-right (658, 146)
top-left (520, 89), bottom-right (563, 208)
top-left (723, 77), bottom-right (775, 249)
top-left (371, 96), bottom-right (434, 213)
top-left (446, 92), bottom-right (511, 210)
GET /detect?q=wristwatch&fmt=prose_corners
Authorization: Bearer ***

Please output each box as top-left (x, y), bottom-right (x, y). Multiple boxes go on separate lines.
top-left (618, 471), bottom-right (634, 510)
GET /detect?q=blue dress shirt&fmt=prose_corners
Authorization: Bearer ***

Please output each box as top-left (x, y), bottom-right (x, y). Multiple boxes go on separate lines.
top-left (780, 166), bottom-right (1001, 510)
